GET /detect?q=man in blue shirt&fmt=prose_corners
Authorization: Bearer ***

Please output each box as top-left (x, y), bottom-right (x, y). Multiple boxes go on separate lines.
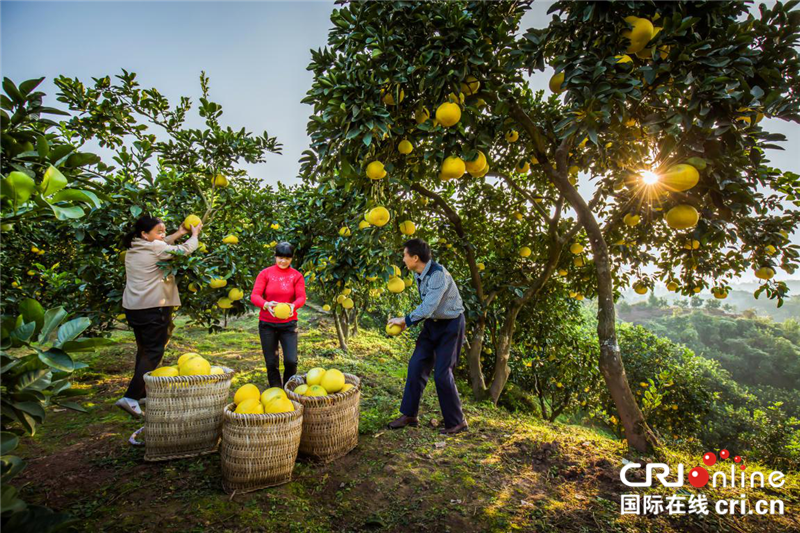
top-left (386, 238), bottom-right (468, 435)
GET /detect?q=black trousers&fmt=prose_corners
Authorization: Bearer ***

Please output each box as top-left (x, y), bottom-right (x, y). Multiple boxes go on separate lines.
top-left (123, 306), bottom-right (173, 400)
top-left (258, 320), bottom-right (299, 388)
top-left (400, 314), bottom-right (466, 428)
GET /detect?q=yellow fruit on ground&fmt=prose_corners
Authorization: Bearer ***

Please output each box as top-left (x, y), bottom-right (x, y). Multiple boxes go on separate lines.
top-left (660, 164), bottom-right (699, 192)
top-left (228, 288), bottom-right (244, 301)
top-left (666, 205), bottom-right (699, 230)
top-left (151, 366), bottom-right (179, 377)
top-left (622, 16), bottom-right (655, 54)
top-left (666, 281), bottom-right (679, 292)
top-left (366, 161), bottom-right (387, 180)
top-left (209, 278), bottom-right (228, 289)
top-left (218, 297), bottom-right (233, 309)
top-left (505, 130), bottom-right (519, 142)
top-left (435, 102), bottom-right (461, 127)
top-left (341, 297), bottom-right (354, 309)
top-left (178, 352), bottom-right (201, 366)
top-left (305, 385), bottom-right (328, 397)
top-left (320, 369), bottom-right (345, 393)
top-left (365, 206), bottom-right (391, 226)
top-left (213, 174), bottom-right (228, 187)
top-left (754, 266), bottom-right (775, 280)
top-left (519, 246), bottom-right (532, 258)
top-left (183, 214), bottom-right (202, 230)
top-left (399, 220), bottom-right (416, 235)
top-left (461, 75), bottom-right (481, 95)
top-left (294, 384), bottom-right (309, 395)
top-left (264, 397), bottom-right (294, 413)
top-left (339, 226), bottom-right (351, 237)
top-left (210, 366), bottom-right (225, 375)
top-left (235, 398), bottom-right (264, 414)
top-left (180, 357), bottom-right (211, 376)
top-left (569, 243), bottom-right (584, 255)
top-left (440, 156), bottom-right (466, 180)
top-left (359, 220), bottom-right (371, 230)
top-left (387, 276), bottom-right (405, 293)
top-left (477, 262), bottom-right (485, 271)
top-left (549, 71), bottom-right (565, 93)
top-left (273, 303), bottom-right (292, 319)
top-left (623, 213), bottom-right (641, 226)
top-left (261, 387), bottom-right (287, 405)
top-left (322, 304), bottom-right (331, 312)
top-left (414, 106), bottom-right (430, 124)
top-left (633, 282), bottom-right (648, 295)
top-left (234, 384), bottom-right (261, 405)
top-left (307, 368), bottom-right (326, 386)
top-left (340, 383), bottom-right (354, 394)
top-left (398, 140), bottom-right (414, 155)
top-left (386, 323), bottom-right (403, 336)
top-left (465, 151), bottom-right (487, 175)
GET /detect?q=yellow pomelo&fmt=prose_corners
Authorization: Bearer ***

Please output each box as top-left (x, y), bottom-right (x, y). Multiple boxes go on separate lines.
top-left (622, 16), bottom-right (655, 54)
top-left (381, 86), bottom-right (404, 106)
top-left (387, 277), bottom-right (405, 293)
top-left (404, 277), bottom-right (413, 287)
top-left (633, 282), bottom-right (648, 295)
top-left (366, 206), bottom-right (391, 226)
top-left (461, 75), bottom-right (480, 95)
top-left (665, 205), bottom-right (699, 230)
top-left (398, 140), bottom-right (413, 155)
top-left (294, 384), bottom-right (309, 395)
top-left (305, 385), bottom-right (328, 397)
top-left (386, 323), bottom-right (403, 336)
top-left (178, 352), bottom-right (201, 366)
top-left (217, 297), bottom-right (233, 309)
top-left (213, 173), bottom-right (228, 187)
top-left (414, 106), bottom-right (430, 124)
top-left (692, 286), bottom-right (702, 294)
top-left (666, 281), bottom-right (679, 292)
top-left (180, 357), bottom-right (211, 376)
top-left (183, 214), bottom-right (202, 230)
top-left (623, 213), bottom-right (641, 226)
top-left (392, 265), bottom-right (402, 277)
top-left (516, 160), bottom-right (530, 173)
top-left (209, 278), bottom-right (227, 289)
top-left (261, 387), bottom-right (287, 405)
top-left (235, 398), bottom-right (264, 414)
top-left (477, 262), bottom-right (485, 271)
top-left (465, 151), bottom-right (487, 175)
top-left (441, 156), bottom-right (466, 180)
top-left (222, 235), bottom-right (239, 244)
top-left (273, 303), bottom-right (292, 319)
top-left (573, 256), bottom-right (585, 267)
top-left (359, 220), bottom-right (371, 230)
top-left (660, 164), bottom-right (699, 192)
top-left (322, 304), bottom-right (331, 312)
top-left (320, 368), bottom-right (345, 393)
top-left (435, 102), bottom-right (461, 127)
top-left (765, 245), bottom-right (777, 256)
top-left (754, 266), bottom-right (775, 280)
top-left (569, 243), bottom-right (584, 255)
top-left (505, 130), bottom-right (519, 142)
top-left (399, 220), bottom-right (416, 235)
top-left (228, 288), bottom-right (244, 301)
top-left (151, 366), bottom-right (179, 377)
top-left (341, 297), bottom-right (354, 309)
top-left (614, 54), bottom-right (633, 64)
top-left (519, 246), bottom-right (532, 258)
top-left (341, 288), bottom-right (352, 296)
top-left (366, 161), bottom-right (387, 180)
top-left (264, 397), bottom-right (294, 414)
top-left (306, 368), bottom-right (327, 386)
top-left (210, 366), bottom-right (225, 375)
top-left (712, 288), bottom-right (728, 299)
top-left (234, 384), bottom-right (261, 405)
top-left (549, 71), bottom-right (565, 93)
top-left (339, 226), bottom-right (351, 237)
top-left (188, 283), bottom-right (198, 293)
top-left (340, 383), bottom-right (354, 394)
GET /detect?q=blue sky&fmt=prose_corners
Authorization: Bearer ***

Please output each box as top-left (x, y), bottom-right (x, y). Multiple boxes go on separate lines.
top-left (2, 1), bottom-right (798, 281)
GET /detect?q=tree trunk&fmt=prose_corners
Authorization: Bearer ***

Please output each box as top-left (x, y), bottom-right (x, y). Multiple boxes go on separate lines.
top-left (333, 310), bottom-right (348, 352)
top-left (467, 318), bottom-right (489, 401)
top-left (350, 308), bottom-right (360, 337)
top-left (488, 304), bottom-right (522, 404)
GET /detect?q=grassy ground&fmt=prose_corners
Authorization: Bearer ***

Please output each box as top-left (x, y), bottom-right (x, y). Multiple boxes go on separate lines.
top-left (15, 306), bottom-right (800, 532)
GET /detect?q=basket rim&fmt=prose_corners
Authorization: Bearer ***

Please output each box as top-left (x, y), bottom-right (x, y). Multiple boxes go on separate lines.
top-left (223, 400), bottom-right (303, 422)
top-left (284, 372), bottom-right (360, 405)
top-left (144, 366), bottom-right (236, 383)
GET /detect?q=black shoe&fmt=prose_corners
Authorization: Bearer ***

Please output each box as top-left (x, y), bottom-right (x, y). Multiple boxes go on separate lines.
top-left (387, 415), bottom-right (419, 430)
top-left (439, 421), bottom-right (468, 435)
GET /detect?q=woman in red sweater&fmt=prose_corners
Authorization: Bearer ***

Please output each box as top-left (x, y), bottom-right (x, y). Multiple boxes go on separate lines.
top-left (250, 242), bottom-right (307, 388)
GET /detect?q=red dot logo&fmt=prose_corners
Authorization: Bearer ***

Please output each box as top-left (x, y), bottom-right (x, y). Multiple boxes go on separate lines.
top-left (740, 464), bottom-right (746, 471)
top-left (720, 449), bottom-right (730, 460)
top-left (734, 456), bottom-right (741, 463)
top-left (702, 452), bottom-right (716, 466)
top-left (688, 467), bottom-right (709, 488)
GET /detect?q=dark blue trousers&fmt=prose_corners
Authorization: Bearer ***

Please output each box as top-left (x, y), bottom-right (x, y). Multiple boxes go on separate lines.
top-left (400, 314), bottom-right (466, 428)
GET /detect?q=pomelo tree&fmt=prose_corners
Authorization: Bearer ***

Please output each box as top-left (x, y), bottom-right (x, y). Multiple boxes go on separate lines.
top-left (302, 0), bottom-right (800, 451)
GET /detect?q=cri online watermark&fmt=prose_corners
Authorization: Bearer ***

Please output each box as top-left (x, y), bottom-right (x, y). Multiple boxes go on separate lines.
top-left (619, 448), bottom-right (786, 516)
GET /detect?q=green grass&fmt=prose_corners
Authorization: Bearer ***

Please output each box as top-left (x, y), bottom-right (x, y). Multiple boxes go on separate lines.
top-left (13, 308), bottom-right (800, 532)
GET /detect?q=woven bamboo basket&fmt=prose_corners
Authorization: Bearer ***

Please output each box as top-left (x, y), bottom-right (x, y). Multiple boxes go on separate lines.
top-left (142, 367), bottom-right (235, 462)
top-left (220, 400), bottom-right (304, 494)
top-left (284, 373), bottom-right (361, 463)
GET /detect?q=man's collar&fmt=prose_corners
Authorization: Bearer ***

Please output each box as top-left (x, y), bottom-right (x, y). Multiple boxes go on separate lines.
top-left (415, 261), bottom-right (433, 279)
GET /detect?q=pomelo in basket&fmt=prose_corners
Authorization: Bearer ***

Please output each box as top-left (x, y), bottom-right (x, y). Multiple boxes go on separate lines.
top-left (261, 387), bottom-right (287, 405)
top-left (340, 384), bottom-right (355, 394)
top-left (210, 366), bottom-right (225, 375)
top-left (264, 397), bottom-right (294, 413)
top-left (305, 385), bottom-right (328, 397)
top-left (234, 383), bottom-right (261, 405)
top-left (180, 357), bottom-right (211, 376)
top-left (178, 352), bottom-right (200, 366)
top-left (306, 367), bottom-right (327, 386)
top-left (321, 369), bottom-right (345, 393)
top-left (235, 398), bottom-right (264, 414)
top-left (151, 366), bottom-right (179, 377)
top-left (294, 384), bottom-right (309, 395)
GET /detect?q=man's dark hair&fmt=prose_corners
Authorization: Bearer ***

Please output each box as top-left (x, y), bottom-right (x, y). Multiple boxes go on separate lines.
top-left (275, 241), bottom-right (294, 258)
top-left (403, 238), bottom-right (431, 263)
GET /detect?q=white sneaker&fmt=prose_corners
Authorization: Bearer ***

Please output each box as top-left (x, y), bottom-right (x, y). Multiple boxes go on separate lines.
top-left (115, 397), bottom-right (143, 418)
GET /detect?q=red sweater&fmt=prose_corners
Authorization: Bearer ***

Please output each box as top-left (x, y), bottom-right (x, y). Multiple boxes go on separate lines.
top-left (250, 265), bottom-right (307, 323)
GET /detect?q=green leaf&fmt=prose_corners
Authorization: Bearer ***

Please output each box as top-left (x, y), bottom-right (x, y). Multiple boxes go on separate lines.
top-left (1, 454), bottom-right (26, 483)
top-left (49, 203), bottom-right (84, 220)
top-left (54, 401), bottom-right (87, 413)
top-left (56, 317), bottom-right (90, 346)
top-left (37, 348), bottom-right (74, 372)
top-left (18, 299), bottom-right (45, 335)
top-left (0, 432), bottom-right (19, 455)
top-left (50, 189), bottom-right (102, 209)
top-left (38, 307), bottom-right (67, 344)
top-left (14, 368), bottom-right (52, 392)
top-left (40, 165), bottom-right (68, 196)
top-left (59, 337), bottom-right (115, 352)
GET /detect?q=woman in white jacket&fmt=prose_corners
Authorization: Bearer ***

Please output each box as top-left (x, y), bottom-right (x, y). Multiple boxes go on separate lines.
top-left (117, 215), bottom-right (202, 418)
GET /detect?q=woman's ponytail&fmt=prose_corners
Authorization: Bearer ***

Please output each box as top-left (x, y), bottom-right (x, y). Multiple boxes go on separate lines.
top-left (122, 215), bottom-right (163, 249)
